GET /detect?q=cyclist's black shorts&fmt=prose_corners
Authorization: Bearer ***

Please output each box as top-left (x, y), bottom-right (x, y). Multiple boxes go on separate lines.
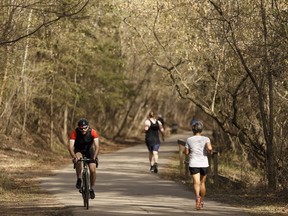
top-left (74, 147), bottom-right (96, 164)
top-left (189, 167), bottom-right (209, 176)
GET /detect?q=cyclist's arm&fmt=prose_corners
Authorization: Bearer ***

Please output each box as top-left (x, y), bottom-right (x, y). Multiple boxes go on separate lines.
top-left (91, 128), bottom-right (100, 160)
top-left (68, 139), bottom-right (76, 159)
top-left (68, 130), bottom-right (77, 159)
top-left (93, 138), bottom-right (99, 160)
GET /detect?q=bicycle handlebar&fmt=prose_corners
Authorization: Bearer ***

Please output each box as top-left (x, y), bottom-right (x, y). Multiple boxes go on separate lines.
top-left (74, 157), bottom-right (98, 168)
top-left (78, 157), bottom-right (91, 162)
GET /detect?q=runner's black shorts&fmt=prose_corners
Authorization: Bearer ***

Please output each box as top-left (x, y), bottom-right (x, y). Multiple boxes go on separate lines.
top-left (146, 144), bottom-right (160, 152)
top-left (189, 167), bottom-right (209, 176)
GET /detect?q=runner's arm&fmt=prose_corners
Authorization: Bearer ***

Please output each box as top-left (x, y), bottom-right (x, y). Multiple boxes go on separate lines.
top-left (183, 146), bottom-right (190, 155)
top-left (206, 142), bottom-right (213, 154)
top-left (183, 142), bottom-right (190, 155)
top-left (144, 119), bottom-right (150, 132)
top-left (158, 121), bottom-right (165, 141)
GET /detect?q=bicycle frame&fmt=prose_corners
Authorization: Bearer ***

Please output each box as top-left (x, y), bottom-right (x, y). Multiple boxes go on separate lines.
top-left (79, 157), bottom-right (91, 209)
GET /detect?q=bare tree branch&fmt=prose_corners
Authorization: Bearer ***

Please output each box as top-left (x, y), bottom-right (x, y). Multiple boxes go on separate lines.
top-left (0, 0), bottom-right (90, 45)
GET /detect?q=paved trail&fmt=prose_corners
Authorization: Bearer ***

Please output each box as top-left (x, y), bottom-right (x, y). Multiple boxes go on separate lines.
top-left (41, 132), bottom-right (249, 216)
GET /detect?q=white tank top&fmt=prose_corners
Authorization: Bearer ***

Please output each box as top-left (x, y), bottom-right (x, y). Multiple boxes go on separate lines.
top-left (185, 135), bottom-right (210, 168)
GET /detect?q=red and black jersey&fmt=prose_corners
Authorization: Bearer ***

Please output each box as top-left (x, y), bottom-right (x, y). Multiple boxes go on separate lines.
top-left (70, 128), bottom-right (98, 151)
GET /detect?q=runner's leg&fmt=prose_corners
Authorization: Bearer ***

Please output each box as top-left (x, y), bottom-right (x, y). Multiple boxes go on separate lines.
top-left (153, 151), bottom-right (158, 164)
top-left (152, 144), bottom-right (160, 165)
top-left (192, 172), bottom-right (201, 209)
top-left (192, 173), bottom-right (201, 197)
top-left (200, 174), bottom-right (207, 207)
top-left (149, 151), bottom-right (154, 171)
top-left (149, 151), bottom-right (154, 164)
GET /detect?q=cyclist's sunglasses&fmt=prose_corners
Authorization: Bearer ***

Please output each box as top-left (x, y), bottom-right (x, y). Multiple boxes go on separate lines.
top-left (79, 126), bottom-right (88, 131)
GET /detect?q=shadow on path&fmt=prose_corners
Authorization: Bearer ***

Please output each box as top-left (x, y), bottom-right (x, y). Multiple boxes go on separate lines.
top-left (41, 133), bottom-right (249, 216)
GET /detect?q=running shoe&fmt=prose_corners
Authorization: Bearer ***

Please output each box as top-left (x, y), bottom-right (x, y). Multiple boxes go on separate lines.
top-left (150, 165), bottom-right (154, 172)
top-left (201, 201), bottom-right (204, 209)
top-left (196, 197), bottom-right (201, 210)
top-left (90, 189), bottom-right (95, 199)
top-left (76, 178), bottom-right (82, 189)
top-left (154, 163), bottom-right (158, 173)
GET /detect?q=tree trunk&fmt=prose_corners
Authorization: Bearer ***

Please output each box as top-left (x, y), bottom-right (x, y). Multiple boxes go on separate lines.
top-left (0, 46), bottom-right (9, 106)
top-left (50, 87), bottom-right (54, 150)
top-left (260, 0), bottom-right (276, 189)
top-left (20, 8), bottom-right (33, 139)
top-left (62, 105), bottom-right (68, 144)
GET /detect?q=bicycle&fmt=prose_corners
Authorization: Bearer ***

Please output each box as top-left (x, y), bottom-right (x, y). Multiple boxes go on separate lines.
top-left (78, 157), bottom-right (91, 209)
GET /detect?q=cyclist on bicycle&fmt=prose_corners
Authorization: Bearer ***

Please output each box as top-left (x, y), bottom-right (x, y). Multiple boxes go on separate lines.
top-left (68, 118), bottom-right (99, 199)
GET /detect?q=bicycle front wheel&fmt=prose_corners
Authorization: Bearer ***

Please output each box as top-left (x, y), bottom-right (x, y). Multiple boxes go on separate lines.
top-left (83, 170), bottom-right (90, 209)
top-left (82, 174), bottom-right (87, 208)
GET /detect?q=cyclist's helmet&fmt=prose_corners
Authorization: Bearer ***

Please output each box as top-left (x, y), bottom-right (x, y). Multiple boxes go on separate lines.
top-left (78, 118), bottom-right (89, 127)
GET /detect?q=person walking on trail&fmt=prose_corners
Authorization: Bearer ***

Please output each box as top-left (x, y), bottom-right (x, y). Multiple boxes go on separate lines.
top-left (68, 118), bottom-right (100, 199)
top-left (183, 120), bottom-right (212, 210)
top-left (144, 111), bottom-right (164, 173)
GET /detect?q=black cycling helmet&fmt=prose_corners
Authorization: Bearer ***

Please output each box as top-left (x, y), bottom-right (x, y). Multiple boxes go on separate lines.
top-left (78, 118), bottom-right (89, 127)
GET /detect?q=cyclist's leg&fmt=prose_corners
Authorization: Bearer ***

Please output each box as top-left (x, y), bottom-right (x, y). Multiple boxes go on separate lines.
top-left (86, 148), bottom-right (96, 199)
top-left (86, 147), bottom-right (96, 188)
top-left (87, 162), bottom-right (96, 199)
top-left (89, 163), bottom-right (96, 186)
top-left (74, 151), bottom-right (83, 189)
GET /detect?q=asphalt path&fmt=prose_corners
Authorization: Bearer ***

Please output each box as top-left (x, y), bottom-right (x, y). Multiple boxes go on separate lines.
top-left (41, 132), bottom-right (249, 216)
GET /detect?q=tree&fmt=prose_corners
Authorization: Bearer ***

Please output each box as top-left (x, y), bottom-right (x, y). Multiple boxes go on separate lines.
top-left (0, 0), bottom-right (90, 45)
top-left (115, 0), bottom-right (288, 189)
